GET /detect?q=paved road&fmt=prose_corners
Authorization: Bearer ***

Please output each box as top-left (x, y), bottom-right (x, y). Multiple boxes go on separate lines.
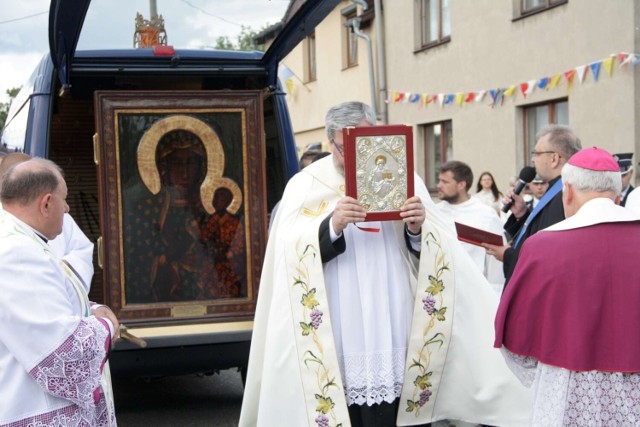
top-left (113, 369), bottom-right (244, 426)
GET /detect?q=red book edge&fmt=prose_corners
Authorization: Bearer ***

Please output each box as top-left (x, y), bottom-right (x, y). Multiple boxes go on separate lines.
top-left (454, 222), bottom-right (503, 247)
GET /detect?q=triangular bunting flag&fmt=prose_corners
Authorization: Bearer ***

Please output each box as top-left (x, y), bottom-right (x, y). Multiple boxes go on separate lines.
top-left (409, 93), bottom-right (421, 103)
top-left (475, 90), bottom-right (487, 103)
top-left (395, 92), bottom-right (404, 103)
top-left (526, 79), bottom-right (537, 96)
top-left (618, 52), bottom-right (629, 65)
top-left (519, 83), bottom-right (528, 98)
top-left (444, 94), bottom-right (455, 105)
top-left (564, 69), bottom-right (576, 93)
top-left (490, 89), bottom-right (505, 108)
top-left (437, 94), bottom-right (445, 108)
top-left (464, 92), bottom-right (475, 103)
top-left (548, 74), bottom-right (562, 89)
top-left (620, 54), bottom-right (634, 67)
top-left (603, 57), bottom-right (614, 76)
top-left (403, 92), bottom-right (412, 103)
top-left (504, 85), bottom-right (516, 97)
top-left (589, 62), bottom-right (602, 82)
top-left (575, 65), bottom-right (588, 84)
top-left (537, 77), bottom-right (549, 90)
top-left (455, 93), bottom-right (464, 106)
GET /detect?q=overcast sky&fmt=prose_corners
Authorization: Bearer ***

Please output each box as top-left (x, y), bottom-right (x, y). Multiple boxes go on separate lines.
top-left (0, 0), bottom-right (290, 103)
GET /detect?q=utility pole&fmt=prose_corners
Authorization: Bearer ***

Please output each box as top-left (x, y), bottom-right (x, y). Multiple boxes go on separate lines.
top-left (150, 0), bottom-right (158, 19)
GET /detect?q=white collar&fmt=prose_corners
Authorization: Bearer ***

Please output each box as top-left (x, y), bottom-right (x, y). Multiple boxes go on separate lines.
top-left (545, 198), bottom-right (640, 232)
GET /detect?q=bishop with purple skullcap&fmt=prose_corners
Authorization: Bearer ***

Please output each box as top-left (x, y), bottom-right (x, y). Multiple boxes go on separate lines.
top-left (568, 146), bottom-right (620, 172)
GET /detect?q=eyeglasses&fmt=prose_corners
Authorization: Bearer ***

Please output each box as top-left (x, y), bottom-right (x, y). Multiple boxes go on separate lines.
top-left (530, 150), bottom-right (556, 157)
top-left (330, 139), bottom-right (344, 156)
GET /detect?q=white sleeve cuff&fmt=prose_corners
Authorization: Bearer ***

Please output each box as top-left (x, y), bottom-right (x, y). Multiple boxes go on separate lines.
top-left (91, 304), bottom-right (114, 338)
top-left (101, 317), bottom-right (115, 339)
top-left (407, 231), bottom-right (421, 251)
top-left (329, 217), bottom-right (343, 242)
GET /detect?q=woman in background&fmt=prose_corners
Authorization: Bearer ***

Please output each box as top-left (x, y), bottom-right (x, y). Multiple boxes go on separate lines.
top-left (474, 171), bottom-right (502, 215)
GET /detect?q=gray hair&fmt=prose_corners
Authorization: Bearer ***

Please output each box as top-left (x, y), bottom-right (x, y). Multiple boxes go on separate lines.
top-left (325, 101), bottom-right (376, 139)
top-left (1, 158), bottom-right (63, 206)
top-left (561, 163), bottom-right (622, 195)
top-left (536, 124), bottom-right (582, 161)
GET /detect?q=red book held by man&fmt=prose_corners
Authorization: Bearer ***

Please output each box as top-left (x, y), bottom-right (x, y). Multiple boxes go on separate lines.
top-left (454, 222), bottom-right (503, 247)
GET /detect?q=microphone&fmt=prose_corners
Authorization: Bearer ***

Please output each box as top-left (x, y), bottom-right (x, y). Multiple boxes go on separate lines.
top-left (501, 166), bottom-right (537, 213)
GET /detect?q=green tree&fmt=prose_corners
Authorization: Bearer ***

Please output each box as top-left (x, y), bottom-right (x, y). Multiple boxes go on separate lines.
top-left (0, 87), bottom-right (20, 131)
top-left (237, 25), bottom-right (261, 51)
top-left (212, 24), bottom-right (269, 52)
top-left (214, 35), bottom-right (234, 50)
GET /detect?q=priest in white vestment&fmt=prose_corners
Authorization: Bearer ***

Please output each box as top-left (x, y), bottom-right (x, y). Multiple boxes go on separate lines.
top-left (0, 158), bottom-right (117, 427)
top-left (0, 152), bottom-right (95, 292)
top-left (435, 160), bottom-right (506, 295)
top-left (240, 101), bottom-right (532, 427)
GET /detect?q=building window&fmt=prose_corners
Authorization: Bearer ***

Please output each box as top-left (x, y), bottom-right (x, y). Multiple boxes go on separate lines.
top-left (418, 0), bottom-right (450, 50)
top-left (420, 120), bottom-right (453, 189)
top-left (342, 9), bottom-right (358, 68)
top-left (304, 33), bottom-right (317, 82)
top-left (522, 99), bottom-right (568, 165)
top-left (515, 0), bottom-right (567, 18)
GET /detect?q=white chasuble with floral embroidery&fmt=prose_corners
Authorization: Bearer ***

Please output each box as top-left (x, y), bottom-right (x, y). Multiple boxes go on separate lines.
top-left (240, 155), bottom-right (533, 427)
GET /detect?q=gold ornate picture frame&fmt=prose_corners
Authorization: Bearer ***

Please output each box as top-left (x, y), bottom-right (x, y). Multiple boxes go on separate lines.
top-left (343, 125), bottom-right (414, 221)
top-left (94, 91), bottom-right (265, 325)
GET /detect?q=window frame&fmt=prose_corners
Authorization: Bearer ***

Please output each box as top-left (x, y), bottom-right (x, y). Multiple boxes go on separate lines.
top-left (419, 120), bottom-right (453, 191)
top-left (416, 0), bottom-right (451, 52)
top-left (304, 32), bottom-right (317, 83)
top-left (521, 98), bottom-right (568, 166)
top-left (514, 0), bottom-right (567, 20)
top-left (341, 6), bottom-right (359, 70)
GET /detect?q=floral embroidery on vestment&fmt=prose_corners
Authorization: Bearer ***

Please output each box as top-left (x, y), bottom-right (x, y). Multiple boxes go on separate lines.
top-left (292, 241), bottom-right (344, 427)
top-left (404, 230), bottom-right (451, 417)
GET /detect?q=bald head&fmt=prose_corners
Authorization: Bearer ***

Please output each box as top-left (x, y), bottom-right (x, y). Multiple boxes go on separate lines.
top-left (1, 158), bottom-right (68, 240)
top-left (1, 158), bottom-right (63, 207)
top-left (0, 152), bottom-right (31, 186)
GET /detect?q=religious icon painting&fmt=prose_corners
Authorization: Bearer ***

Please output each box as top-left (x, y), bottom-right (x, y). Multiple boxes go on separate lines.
top-left (93, 91), bottom-right (266, 326)
top-left (343, 125), bottom-right (414, 221)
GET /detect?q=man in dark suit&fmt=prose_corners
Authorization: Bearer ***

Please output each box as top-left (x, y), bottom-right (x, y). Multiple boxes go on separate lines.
top-left (483, 124), bottom-right (582, 286)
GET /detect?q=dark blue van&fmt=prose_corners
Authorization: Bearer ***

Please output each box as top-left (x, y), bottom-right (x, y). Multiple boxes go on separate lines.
top-left (1, 0), bottom-right (339, 378)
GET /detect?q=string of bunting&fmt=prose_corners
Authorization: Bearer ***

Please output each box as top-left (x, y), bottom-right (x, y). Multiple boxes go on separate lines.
top-left (386, 52), bottom-right (640, 110)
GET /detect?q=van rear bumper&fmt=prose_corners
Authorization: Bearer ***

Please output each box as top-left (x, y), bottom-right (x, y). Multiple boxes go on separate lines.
top-left (109, 323), bottom-right (252, 378)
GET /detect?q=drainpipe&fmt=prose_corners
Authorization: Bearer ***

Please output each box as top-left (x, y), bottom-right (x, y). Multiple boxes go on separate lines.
top-left (373, 0), bottom-right (387, 124)
top-left (352, 0), bottom-right (368, 11)
top-left (349, 16), bottom-right (378, 121)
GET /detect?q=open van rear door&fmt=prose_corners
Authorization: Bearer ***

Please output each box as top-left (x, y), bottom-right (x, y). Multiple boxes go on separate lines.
top-left (48, 0), bottom-right (91, 92)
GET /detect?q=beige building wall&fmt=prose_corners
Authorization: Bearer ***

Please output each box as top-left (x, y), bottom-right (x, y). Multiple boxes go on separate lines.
top-left (282, 0), bottom-right (639, 190)
top-left (386, 0), bottom-right (638, 190)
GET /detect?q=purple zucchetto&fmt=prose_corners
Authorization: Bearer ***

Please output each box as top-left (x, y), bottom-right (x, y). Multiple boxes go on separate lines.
top-left (568, 147), bottom-right (620, 172)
